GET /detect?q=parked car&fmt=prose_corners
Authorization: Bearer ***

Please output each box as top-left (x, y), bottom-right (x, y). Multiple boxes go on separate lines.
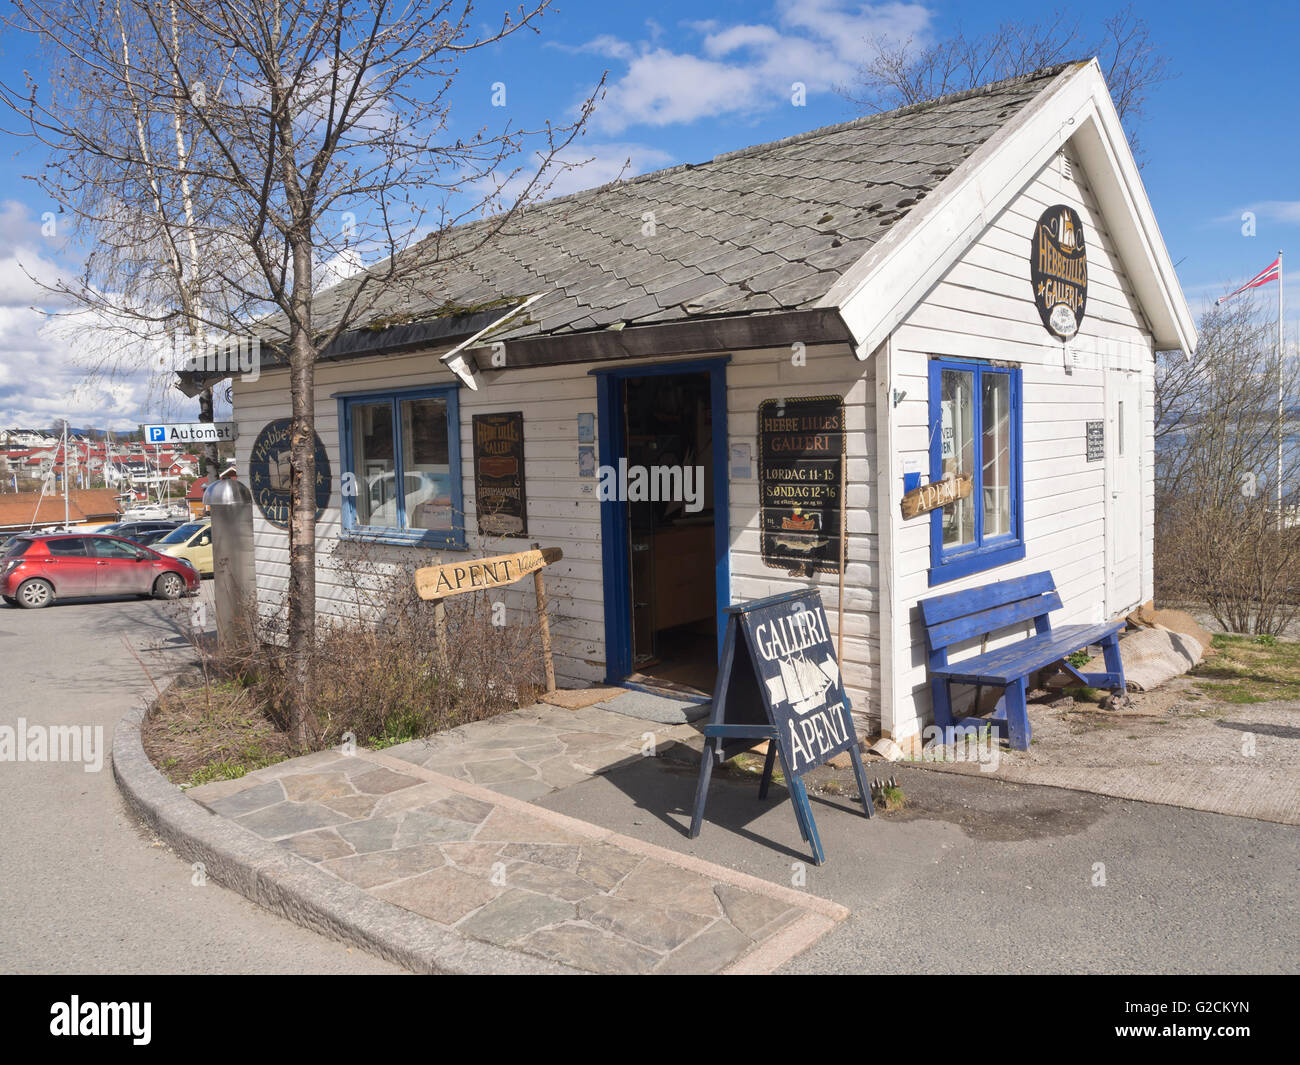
top-left (154, 520), bottom-right (213, 577)
top-left (0, 533), bottom-right (200, 608)
top-left (131, 527), bottom-right (182, 547)
top-left (111, 520), bottom-right (184, 545)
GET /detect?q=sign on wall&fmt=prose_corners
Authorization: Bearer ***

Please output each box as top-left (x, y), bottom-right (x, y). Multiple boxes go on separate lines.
top-left (689, 589), bottom-right (872, 865)
top-left (248, 419), bottom-right (331, 529)
top-left (1031, 204), bottom-right (1088, 340)
top-left (472, 411), bottom-right (527, 537)
top-left (900, 473), bottom-right (973, 520)
top-left (757, 395), bottom-right (845, 575)
top-left (1086, 420), bottom-right (1105, 462)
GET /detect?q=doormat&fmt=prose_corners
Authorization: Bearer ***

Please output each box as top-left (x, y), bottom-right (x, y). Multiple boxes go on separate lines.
top-left (539, 687), bottom-right (628, 710)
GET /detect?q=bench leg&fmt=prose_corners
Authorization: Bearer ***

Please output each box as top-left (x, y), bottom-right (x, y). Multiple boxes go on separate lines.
top-left (1004, 676), bottom-right (1031, 751)
top-left (931, 676), bottom-right (957, 745)
top-left (1101, 633), bottom-right (1127, 694)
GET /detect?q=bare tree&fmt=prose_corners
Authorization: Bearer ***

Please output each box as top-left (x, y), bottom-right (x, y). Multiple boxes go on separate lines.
top-left (841, 5), bottom-right (1172, 159)
top-left (1154, 295), bottom-right (1300, 634)
top-left (4, 1), bottom-right (602, 746)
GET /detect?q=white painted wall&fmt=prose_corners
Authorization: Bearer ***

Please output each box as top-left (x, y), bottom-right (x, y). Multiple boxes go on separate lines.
top-left (877, 144), bottom-right (1156, 741)
top-left (232, 342), bottom-right (882, 722)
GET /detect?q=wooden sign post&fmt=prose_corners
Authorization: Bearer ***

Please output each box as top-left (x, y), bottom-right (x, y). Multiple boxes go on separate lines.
top-left (689, 589), bottom-right (873, 865)
top-left (415, 546), bottom-right (563, 692)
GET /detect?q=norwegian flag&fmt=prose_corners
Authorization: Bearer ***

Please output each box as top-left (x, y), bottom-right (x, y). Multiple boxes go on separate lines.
top-left (1216, 257), bottom-right (1280, 305)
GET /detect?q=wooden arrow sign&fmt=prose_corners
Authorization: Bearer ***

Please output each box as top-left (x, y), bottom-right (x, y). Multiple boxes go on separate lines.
top-left (900, 473), bottom-right (972, 520)
top-left (415, 547), bottom-right (562, 601)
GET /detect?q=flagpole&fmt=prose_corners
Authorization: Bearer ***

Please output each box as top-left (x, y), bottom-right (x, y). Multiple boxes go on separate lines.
top-left (1279, 250), bottom-right (1285, 531)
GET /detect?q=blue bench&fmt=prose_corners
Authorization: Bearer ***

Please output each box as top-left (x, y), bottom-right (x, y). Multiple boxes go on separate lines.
top-left (919, 571), bottom-right (1128, 750)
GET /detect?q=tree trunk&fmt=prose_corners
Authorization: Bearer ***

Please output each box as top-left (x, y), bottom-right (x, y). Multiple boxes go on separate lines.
top-left (286, 320), bottom-right (318, 750)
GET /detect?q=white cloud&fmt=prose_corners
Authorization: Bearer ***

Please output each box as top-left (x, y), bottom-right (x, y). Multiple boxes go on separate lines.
top-left (580, 0), bottom-right (933, 134)
top-left (473, 141), bottom-right (675, 210)
top-left (0, 201), bottom-right (211, 430)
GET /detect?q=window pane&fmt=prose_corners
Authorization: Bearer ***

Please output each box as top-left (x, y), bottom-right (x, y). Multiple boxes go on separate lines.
top-left (401, 397), bottom-right (453, 532)
top-left (982, 373), bottom-right (1012, 538)
top-left (940, 369), bottom-right (975, 548)
top-left (48, 537), bottom-right (87, 556)
top-left (352, 402), bottom-right (396, 526)
top-left (92, 537), bottom-right (146, 559)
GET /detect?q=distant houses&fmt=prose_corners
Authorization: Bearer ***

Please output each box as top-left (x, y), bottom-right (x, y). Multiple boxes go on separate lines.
top-left (0, 428), bottom-right (202, 500)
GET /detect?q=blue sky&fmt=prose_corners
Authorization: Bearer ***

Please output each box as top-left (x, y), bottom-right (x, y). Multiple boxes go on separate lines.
top-left (0, 0), bottom-right (1296, 429)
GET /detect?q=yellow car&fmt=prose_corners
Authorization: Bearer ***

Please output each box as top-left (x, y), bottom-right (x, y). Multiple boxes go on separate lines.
top-left (156, 520), bottom-right (214, 577)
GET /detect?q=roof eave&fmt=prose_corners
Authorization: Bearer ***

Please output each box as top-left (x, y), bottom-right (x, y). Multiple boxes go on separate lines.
top-left (466, 307), bottom-right (854, 372)
top-left (823, 60), bottom-right (1197, 360)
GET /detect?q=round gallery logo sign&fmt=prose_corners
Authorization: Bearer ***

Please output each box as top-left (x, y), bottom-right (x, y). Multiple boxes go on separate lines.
top-left (248, 418), bottom-right (331, 529)
top-left (1031, 204), bottom-right (1088, 340)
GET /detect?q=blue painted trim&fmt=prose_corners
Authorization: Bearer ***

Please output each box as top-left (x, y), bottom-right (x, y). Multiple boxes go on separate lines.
top-left (596, 358), bottom-right (731, 684)
top-left (597, 372), bottom-right (631, 683)
top-left (336, 382), bottom-right (466, 550)
top-left (588, 355), bottom-right (731, 379)
top-left (709, 363), bottom-right (731, 661)
top-left (927, 359), bottom-right (1025, 587)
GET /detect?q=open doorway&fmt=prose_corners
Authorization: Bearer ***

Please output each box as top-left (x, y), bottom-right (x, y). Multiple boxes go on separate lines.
top-left (596, 361), bottom-right (730, 698)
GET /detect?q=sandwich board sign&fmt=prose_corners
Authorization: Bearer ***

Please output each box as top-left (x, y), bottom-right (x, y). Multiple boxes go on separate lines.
top-left (689, 588), bottom-right (872, 864)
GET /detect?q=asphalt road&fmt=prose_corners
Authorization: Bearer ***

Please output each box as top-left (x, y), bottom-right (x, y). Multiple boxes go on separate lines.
top-left (538, 739), bottom-right (1300, 973)
top-left (0, 584), bottom-right (401, 974)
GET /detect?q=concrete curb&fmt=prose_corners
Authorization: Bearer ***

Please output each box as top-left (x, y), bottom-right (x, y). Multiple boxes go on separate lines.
top-left (111, 703), bottom-right (578, 975)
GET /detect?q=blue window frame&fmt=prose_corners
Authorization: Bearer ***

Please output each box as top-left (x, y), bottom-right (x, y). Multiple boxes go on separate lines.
top-left (927, 358), bottom-right (1024, 585)
top-left (337, 383), bottom-right (464, 549)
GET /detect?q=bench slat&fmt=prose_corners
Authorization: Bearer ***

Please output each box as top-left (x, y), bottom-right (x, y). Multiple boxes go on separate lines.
top-left (930, 621), bottom-right (1124, 685)
top-left (926, 590), bottom-right (1062, 651)
top-left (918, 571), bottom-right (1057, 627)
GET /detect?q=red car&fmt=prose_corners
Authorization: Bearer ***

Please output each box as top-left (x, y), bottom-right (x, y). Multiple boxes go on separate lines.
top-left (0, 532), bottom-right (201, 609)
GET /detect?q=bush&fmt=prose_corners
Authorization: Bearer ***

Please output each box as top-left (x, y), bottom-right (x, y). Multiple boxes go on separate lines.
top-left (188, 554), bottom-right (545, 753)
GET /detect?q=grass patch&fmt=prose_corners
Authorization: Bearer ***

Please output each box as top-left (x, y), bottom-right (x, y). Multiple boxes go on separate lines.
top-left (1190, 634), bottom-right (1300, 704)
top-left (144, 678), bottom-right (295, 788)
top-left (1063, 685), bottom-right (1104, 703)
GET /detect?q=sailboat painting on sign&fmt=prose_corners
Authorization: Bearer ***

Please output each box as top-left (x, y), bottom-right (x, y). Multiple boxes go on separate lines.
top-left (772, 651), bottom-right (836, 715)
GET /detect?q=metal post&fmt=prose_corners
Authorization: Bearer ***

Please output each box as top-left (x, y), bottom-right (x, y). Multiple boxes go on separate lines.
top-left (1279, 250), bottom-right (1285, 531)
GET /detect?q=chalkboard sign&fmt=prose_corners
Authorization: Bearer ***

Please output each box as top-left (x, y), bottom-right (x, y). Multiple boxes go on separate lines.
top-left (472, 412), bottom-right (527, 536)
top-left (1086, 420), bottom-right (1104, 463)
top-left (689, 589), bottom-right (872, 864)
top-left (758, 396), bottom-right (845, 575)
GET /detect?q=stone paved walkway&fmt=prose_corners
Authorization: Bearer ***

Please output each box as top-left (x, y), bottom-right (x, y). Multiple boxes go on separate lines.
top-left (186, 727), bottom-right (847, 974)
top-left (382, 702), bottom-right (702, 802)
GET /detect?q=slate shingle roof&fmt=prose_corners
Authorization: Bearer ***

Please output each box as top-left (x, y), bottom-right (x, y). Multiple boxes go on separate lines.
top-left (301, 65), bottom-right (1072, 349)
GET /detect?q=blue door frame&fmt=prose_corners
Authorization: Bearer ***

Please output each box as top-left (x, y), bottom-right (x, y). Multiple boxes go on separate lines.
top-left (592, 358), bottom-right (731, 686)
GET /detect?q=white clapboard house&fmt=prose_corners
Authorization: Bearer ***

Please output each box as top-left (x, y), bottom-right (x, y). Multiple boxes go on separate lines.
top-left (186, 60), bottom-right (1195, 744)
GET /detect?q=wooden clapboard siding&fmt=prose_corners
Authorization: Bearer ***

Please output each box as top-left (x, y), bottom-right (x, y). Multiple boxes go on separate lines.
top-left (233, 349), bottom-right (606, 687)
top-left (233, 340), bottom-right (881, 707)
top-left (723, 342), bottom-right (880, 728)
top-left (880, 144), bottom-right (1155, 740)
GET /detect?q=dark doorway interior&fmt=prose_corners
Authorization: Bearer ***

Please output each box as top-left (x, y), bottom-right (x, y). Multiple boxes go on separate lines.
top-left (622, 372), bottom-right (717, 696)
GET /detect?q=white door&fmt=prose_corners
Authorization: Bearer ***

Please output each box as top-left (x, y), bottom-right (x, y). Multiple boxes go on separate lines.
top-left (1105, 371), bottom-right (1143, 614)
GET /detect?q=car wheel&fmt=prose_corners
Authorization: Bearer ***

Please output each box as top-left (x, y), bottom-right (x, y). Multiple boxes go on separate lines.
top-left (15, 578), bottom-right (54, 609)
top-left (154, 573), bottom-right (185, 600)
top-left (2, 595), bottom-right (16, 606)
